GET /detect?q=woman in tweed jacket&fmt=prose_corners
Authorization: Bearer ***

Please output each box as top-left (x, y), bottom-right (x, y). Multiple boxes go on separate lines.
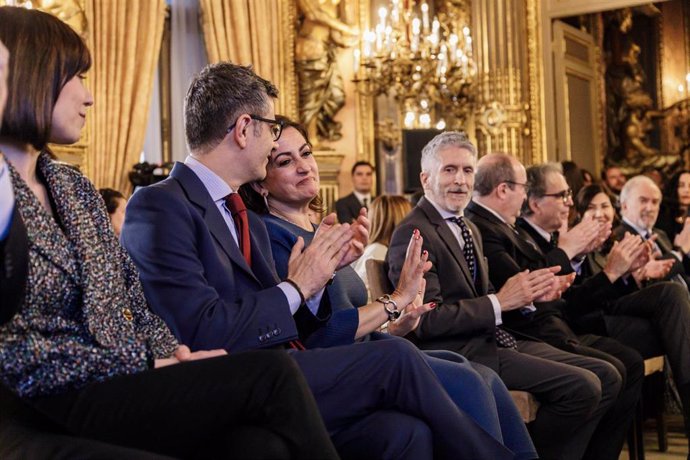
top-left (0, 6), bottom-right (337, 459)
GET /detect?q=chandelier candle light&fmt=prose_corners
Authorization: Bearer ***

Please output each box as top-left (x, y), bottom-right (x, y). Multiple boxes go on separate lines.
top-left (353, 0), bottom-right (477, 129)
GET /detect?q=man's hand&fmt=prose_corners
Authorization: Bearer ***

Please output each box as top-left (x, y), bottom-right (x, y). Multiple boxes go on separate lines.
top-left (495, 266), bottom-right (561, 311)
top-left (154, 345), bottom-right (227, 368)
top-left (287, 215), bottom-right (353, 298)
top-left (603, 233), bottom-right (647, 282)
top-left (558, 214), bottom-right (608, 259)
top-left (534, 272), bottom-right (576, 302)
top-left (674, 218), bottom-right (690, 255)
top-left (633, 258), bottom-right (674, 284)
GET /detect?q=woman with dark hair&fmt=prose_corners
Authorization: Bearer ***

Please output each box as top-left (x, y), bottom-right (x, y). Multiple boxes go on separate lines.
top-left (240, 116), bottom-right (538, 460)
top-left (0, 6), bottom-right (341, 459)
top-left (658, 169), bottom-right (690, 243)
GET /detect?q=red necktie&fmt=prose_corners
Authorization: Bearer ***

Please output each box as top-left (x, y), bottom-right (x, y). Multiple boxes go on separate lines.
top-left (225, 193), bottom-right (251, 266)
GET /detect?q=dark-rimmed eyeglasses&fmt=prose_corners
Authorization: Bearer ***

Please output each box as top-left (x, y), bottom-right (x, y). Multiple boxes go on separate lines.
top-left (504, 180), bottom-right (529, 189)
top-left (542, 188), bottom-right (573, 203)
top-left (227, 115), bottom-right (284, 141)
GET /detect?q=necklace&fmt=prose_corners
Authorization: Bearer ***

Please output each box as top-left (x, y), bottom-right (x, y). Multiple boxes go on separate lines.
top-left (268, 206), bottom-right (313, 231)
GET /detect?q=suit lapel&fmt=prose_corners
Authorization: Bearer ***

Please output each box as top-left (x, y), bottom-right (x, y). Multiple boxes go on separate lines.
top-left (170, 163), bottom-right (260, 284)
top-left (517, 218), bottom-right (551, 255)
top-left (419, 198), bottom-right (478, 295)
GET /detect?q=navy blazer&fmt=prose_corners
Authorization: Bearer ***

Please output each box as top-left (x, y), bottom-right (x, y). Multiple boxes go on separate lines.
top-left (122, 162), bottom-right (299, 352)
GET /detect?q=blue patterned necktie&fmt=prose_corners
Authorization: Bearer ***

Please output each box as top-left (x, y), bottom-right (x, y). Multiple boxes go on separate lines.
top-left (450, 217), bottom-right (518, 349)
top-left (449, 216), bottom-right (476, 280)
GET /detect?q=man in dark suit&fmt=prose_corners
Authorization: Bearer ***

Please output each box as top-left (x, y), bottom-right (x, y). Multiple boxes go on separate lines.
top-left (386, 132), bottom-right (622, 460)
top-left (615, 174), bottom-right (690, 284)
top-left (335, 161), bottom-right (374, 223)
top-left (122, 62), bottom-right (515, 460)
top-left (466, 155), bottom-right (644, 460)
top-left (612, 175), bottom-right (690, 446)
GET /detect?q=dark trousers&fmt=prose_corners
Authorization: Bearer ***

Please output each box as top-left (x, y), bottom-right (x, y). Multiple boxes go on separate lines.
top-left (512, 314), bottom-right (643, 460)
top-left (605, 281), bottom-right (690, 438)
top-left (31, 351), bottom-right (338, 460)
top-left (499, 340), bottom-right (618, 460)
top-left (568, 334), bottom-right (644, 460)
top-left (292, 338), bottom-right (514, 460)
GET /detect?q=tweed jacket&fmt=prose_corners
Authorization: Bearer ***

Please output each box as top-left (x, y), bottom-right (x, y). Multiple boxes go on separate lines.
top-left (0, 153), bottom-right (177, 399)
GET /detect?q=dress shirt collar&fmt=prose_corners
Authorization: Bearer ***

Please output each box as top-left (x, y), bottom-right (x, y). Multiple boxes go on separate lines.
top-left (471, 199), bottom-right (508, 225)
top-left (184, 155), bottom-right (234, 202)
top-left (622, 216), bottom-right (651, 237)
top-left (521, 216), bottom-right (553, 242)
top-left (425, 195), bottom-right (464, 220)
top-left (353, 190), bottom-right (371, 205)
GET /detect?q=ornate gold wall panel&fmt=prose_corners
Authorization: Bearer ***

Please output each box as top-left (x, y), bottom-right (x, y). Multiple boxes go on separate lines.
top-left (472, 0), bottom-right (533, 164)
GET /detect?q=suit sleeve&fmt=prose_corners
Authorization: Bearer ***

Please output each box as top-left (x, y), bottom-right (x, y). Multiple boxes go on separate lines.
top-left (387, 221), bottom-right (495, 340)
top-left (121, 185), bottom-right (298, 353)
top-left (266, 221), bottom-right (358, 348)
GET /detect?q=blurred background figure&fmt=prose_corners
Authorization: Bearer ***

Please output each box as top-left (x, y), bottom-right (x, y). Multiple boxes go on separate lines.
top-left (352, 194), bottom-right (411, 294)
top-left (658, 169), bottom-right (690, 243)
top-left (99, 188), bottom-right (127, 238)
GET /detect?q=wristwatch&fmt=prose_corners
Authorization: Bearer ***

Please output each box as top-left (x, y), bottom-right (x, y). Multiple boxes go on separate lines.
top-left (376, 294), bottom-right (400, 321)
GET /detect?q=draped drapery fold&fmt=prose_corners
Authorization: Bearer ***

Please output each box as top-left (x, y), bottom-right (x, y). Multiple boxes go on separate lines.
top-left (198, 0), bottom-right (298, 119)
top-left (85, 0), bottom-right (166, 192)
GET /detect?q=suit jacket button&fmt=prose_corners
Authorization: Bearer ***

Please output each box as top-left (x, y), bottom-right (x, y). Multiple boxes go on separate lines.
top-left (122, 308), bottom-right (134, 321)
top-left (273, 328), bottom-right (280, 336)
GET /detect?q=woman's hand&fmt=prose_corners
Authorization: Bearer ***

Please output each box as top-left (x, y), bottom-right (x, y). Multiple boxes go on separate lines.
top-left (390, 229), bottom-right (432, 307)
top-left (387, 278), bottom-right (436, 336)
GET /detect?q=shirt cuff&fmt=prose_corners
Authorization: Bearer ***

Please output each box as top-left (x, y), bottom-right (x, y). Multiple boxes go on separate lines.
top-left (305, 288), bottom-right (325, 316)
top-left (278, 282), bottom-right (303, 315)
top-left (571, 258), bottom-right (585, 274)
top-left (488, 294), bottom-right (502, 326)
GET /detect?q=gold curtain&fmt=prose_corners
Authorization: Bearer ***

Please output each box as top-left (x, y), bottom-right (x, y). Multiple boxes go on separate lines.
top-left (84, 0), bottom-right (166, 192)
top-left (199, 0), bottom-right (297, 118)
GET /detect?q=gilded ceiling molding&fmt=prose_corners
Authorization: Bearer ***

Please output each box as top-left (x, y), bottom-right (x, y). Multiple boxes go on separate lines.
top-left (526, 0), bottom-right (546, 165)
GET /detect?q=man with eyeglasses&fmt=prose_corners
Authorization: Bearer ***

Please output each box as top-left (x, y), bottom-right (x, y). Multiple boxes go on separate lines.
top-left (466, 157), bottom-right (644, 460)
top-left (122, 62), bottom-right (517, 460)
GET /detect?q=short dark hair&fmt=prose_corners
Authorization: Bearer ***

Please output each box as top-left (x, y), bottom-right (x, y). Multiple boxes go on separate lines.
top-left (184, 62), bottom-right (278, 153)
top-left (99, 188), bottom-right (126, 214)
top-left (351, 161), bottom-right (374, 176)
top-left (240, 115), bottom-right (323, 215)
top-left (600, 165), bottom-right (621, 182)
top-left (474, 153), bottom-right (516, 196)
top-left (0, 6), bottom-right (91, 151)
top-left (522, 163), bottom-right (563, 215)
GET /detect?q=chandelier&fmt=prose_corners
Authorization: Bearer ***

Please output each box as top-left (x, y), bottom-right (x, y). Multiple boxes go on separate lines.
top-left (353, 0), bottom-right (477, 129)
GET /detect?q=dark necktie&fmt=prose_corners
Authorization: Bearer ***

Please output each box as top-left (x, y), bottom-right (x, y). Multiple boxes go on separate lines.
top-left (450, 217), bottom-right (518, 349)
top-left (225, 193), bottom-right (251, 266)
top-left (550, 231), bottom-right (559, 249)
top-left (449, 216), bottom-right (476, 280)
top-left (362, 197), bottom-right (369, 209)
